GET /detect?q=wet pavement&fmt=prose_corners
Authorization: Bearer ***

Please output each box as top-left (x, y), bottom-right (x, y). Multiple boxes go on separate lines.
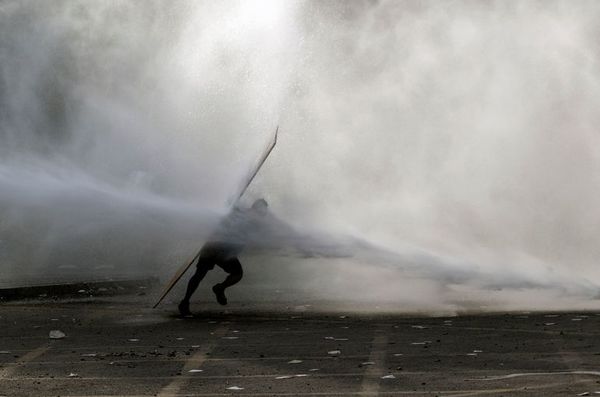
top-left (1, 299), bottom-right (600, 396)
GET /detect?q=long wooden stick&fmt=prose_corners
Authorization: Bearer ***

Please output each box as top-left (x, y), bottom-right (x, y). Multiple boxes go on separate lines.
top-left (152, 127), bottom-right (278, 308)
top-left (234, 126), bottom-right (278, 204)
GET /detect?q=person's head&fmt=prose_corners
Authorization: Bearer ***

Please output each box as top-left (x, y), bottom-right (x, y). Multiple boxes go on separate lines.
top-left (251, 198), bottom-right (268, 216)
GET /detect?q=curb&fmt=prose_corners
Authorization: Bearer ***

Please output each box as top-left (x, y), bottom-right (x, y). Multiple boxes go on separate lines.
top-left (0, 277), bottom-right (159, 301)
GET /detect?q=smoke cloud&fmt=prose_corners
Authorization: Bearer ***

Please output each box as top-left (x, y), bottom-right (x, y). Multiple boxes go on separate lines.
top-left (1, 1), bottom-right (599, 311)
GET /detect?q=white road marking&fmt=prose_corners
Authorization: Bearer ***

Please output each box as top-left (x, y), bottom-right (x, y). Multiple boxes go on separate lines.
top-left (360, 330), bottom-right (389, 395)
top-left (156, 325), bottom-right (229, 397)
top-left (0, 345), bottom-right (49, 378)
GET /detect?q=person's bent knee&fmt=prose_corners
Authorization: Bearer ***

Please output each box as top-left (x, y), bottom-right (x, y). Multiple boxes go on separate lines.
top-left (226, 267), bottom-right (242, 278)
top-left (232, 268), bottom-right (243, 280)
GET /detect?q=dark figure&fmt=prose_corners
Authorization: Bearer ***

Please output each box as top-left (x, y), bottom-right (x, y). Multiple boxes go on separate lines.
top-left (179, 199), bottom-right (268, 316)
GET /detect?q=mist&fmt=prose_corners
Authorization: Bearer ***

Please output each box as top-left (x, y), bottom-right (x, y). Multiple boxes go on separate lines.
top-left (1, 0), bottom-right (599, 311)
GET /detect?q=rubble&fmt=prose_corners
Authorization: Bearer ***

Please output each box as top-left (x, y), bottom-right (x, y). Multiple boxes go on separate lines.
top-left (276, 374), bottom-right (308, 380)
top-left (49, 330), bottom-right (66, 339)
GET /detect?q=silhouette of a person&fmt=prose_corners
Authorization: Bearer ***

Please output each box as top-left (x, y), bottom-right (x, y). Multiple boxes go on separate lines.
top-left (179, 198), bottom-right (269, 316)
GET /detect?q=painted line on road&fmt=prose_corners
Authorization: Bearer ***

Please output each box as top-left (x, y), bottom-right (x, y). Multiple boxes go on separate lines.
top-left (360, 329), bottom-right (388, 396)
top-left (0, 344), bottom-right (49, 378)
top-left (157, 325), bottom-right (229, 397)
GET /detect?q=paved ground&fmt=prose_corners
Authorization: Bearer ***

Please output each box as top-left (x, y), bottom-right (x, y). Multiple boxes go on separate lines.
top-left (1, 298), bottom-right (600, 396)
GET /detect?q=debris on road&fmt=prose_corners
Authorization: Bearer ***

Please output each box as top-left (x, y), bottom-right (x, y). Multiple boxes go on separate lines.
top-left (276, 374), bottom-right (308, 379)
top-left (49, 330), bottom-right (66, 339)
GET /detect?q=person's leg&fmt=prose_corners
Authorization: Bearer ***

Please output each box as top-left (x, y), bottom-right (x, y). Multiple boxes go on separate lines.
top-left (212, 258), bottom-right (243, 306)
top-left (179, 256), bottom-right (213, 316)
top-left (220, 257), bottom-right (244, 289)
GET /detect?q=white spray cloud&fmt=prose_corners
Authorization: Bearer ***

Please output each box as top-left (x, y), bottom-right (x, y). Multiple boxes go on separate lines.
top-left (1, 1), bottom-right (599, 310)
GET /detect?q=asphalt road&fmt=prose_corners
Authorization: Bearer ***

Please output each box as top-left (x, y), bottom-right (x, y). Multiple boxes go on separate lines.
top-left (1, 297), bottom-right (600, 396)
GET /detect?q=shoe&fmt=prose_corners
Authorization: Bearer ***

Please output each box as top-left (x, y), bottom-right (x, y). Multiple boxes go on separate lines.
top-left (212, 284), bottom-right (228, 305)
top-left (178, 301), bottom-right (192, 317)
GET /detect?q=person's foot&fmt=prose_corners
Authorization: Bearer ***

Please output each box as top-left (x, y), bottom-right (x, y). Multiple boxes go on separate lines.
top-left (212, 284), bottom-right (228, 305)
top-left (178, 300), bottom-right (192, 317)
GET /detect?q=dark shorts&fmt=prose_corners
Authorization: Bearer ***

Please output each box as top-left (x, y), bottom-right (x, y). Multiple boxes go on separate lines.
top-left (197, 242), bottom-right (243, 274)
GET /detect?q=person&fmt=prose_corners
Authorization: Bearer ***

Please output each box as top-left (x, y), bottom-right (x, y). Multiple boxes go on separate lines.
top-left (178, 198), bottom-right (269, 316)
